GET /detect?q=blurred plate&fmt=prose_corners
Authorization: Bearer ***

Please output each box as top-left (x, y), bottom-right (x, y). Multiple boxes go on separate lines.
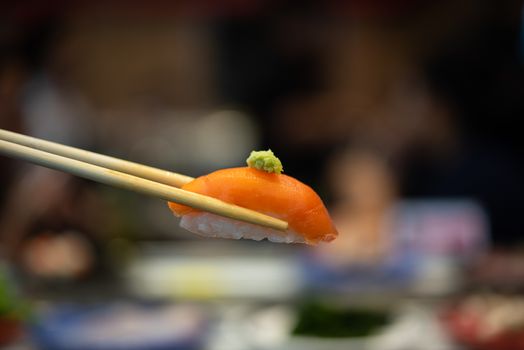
top-left (30, 303), bottom-right (207, 350)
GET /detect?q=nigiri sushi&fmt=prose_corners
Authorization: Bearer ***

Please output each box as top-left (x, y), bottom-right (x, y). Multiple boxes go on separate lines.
top-left (168, 150), bottom-right (338, 245)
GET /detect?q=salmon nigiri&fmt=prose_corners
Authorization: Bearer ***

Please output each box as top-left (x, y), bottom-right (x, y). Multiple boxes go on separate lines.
top-left (168, 150), bottom-right (338, 245)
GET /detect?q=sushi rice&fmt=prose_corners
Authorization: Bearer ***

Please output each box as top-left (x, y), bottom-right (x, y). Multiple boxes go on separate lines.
top-left (180, 212), bottom-right (306, 244)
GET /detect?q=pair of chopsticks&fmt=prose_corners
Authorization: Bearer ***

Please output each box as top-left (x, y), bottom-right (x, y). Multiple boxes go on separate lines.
top-left (0, 129), bottom-right (288, 231)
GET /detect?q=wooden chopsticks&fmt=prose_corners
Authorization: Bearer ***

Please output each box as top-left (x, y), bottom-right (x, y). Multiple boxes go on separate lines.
top-left (0, 129), bottom-right (194, 188)
top-left (0, 129), bottom-right (288, 231)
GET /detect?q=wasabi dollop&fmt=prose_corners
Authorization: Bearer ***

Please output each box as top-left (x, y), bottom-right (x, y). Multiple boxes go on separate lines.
top-left (246, 150), bottom-right (283, 174)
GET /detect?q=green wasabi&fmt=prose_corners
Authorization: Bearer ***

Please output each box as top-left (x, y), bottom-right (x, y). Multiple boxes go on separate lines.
top-left (246, 150), bottom-right (283, 174)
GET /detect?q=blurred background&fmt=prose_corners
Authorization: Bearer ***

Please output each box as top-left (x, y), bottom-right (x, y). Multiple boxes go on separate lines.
top-left (1, 0), bottom-right (524, 349)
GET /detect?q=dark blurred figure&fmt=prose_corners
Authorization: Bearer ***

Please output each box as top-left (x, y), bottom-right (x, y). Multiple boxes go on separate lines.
top-left (0, 3), bottom-right (65, 209)
top-left (415, 0), bottom-right (524, 245)
top-left (0, 8), bottom-right (109, 282)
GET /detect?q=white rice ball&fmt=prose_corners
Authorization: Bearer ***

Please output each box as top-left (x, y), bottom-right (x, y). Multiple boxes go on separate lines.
top-left (180, 212), bottom-right (306, 244)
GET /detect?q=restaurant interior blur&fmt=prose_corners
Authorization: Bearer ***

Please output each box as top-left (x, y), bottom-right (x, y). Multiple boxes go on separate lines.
top-left (2, 0), bottom-right (524, 349)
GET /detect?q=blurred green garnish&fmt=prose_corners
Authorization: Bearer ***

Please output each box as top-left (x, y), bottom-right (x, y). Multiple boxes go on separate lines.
top-left (292, 302), bottom-right (390, 338)
top-left (0, 266), bottom-right (31, 321)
